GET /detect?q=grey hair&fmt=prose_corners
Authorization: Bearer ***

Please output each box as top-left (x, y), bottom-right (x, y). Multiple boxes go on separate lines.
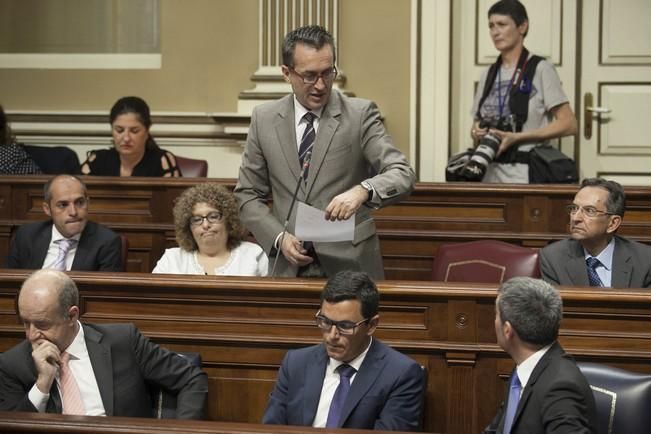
top-left (497, 277), bottom-right (562, 346)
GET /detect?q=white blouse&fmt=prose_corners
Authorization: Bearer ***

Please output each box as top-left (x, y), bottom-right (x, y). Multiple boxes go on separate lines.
top-left (152, 241), bottom-right (268, 276)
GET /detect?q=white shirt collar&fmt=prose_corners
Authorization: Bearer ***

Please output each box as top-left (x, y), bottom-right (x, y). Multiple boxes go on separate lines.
top-left (51, 224), bottom-right (82, 243)
top-left (293, 95), bottom-right (324, 128)
top-left (515, 343), bottom-right (552, 388)
top-left (326, 337), bottom-right (373, 375)
top-left (583, 237), bottom-right (615, 271)
top-left (63, 321), bottom-right (89, 361)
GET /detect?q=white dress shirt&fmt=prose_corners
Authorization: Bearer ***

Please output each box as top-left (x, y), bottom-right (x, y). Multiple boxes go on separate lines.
top-left (312, 337), bottom-right (373, 427)
top-left (28, 321), bottom-right (106, 415)
top-left (41, 225), bottom-right (81, 271)
top-left (514, 344), bottom-right (553, 397)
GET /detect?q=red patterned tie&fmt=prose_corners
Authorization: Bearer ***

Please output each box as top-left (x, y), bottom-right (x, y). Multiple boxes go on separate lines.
top-left (60, 352), bottom-right (86, 415)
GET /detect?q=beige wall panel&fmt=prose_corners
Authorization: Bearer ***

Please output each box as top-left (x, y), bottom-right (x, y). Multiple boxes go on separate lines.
top-left (338, 0), bottom-right (411, 157)
top-left (600, 84), bottom-right (651, 155)
top-left (0, 0), bottom-right (258, 112)
top-left (602, 0), bottom-right (651, 64)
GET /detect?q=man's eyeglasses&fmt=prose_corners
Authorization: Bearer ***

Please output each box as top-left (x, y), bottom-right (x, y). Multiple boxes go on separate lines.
top-left (289, 66), bottom-right (337, 85)
top-left (566, 204), bottom-right (615, 218)
top-left (315, 311), bottom-right (368, 335)
top-left (189, 211), bottom-right (223, 226)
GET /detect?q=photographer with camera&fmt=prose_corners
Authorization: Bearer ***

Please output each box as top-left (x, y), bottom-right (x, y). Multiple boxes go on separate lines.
top-left (464, 0), bottom-right (577, 183)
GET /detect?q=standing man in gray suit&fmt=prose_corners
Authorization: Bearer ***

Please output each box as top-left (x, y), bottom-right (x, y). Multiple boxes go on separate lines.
top-left (539, 178), bottom-right (651, 288)
top-left (235, 25), bottom-right (416, 279)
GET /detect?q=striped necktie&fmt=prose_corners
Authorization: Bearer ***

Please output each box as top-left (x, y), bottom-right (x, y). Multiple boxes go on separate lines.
top-left (298, 112), bottom-right (316, 180)
top-left (51, 238), bottom-right (77, 271)
top-left (59, 352), bottom-right (86, 415)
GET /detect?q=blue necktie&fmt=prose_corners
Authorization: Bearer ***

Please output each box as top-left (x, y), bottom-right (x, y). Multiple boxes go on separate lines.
top-left (298, 112), bottom-right (316, 180)
top-left (502, 373), bottom-right (522, 434)
top-left (326, 364), bottom-right (356, 428)
top-left (586, 257), bottom-right (604, 287)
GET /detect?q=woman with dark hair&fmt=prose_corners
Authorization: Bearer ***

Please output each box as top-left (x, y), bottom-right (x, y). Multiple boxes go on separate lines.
top-left (0, 105), bottom-right (42, 174)
top-left (153, 183), bottom-right (268, 276)
top-left (81, 96), bottom-right (181, 177)
top-left (464, 0), bottom-right (577, 183)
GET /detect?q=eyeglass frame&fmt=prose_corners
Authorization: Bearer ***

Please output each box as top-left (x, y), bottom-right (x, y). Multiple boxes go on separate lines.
top-left (189, 211), bottom-right (224, 227)
top-left (565, 204), bottom-right (616, 218)
top-left (315, 310), bottom-right (369, 335)
top-left (288, 65), bottom-right (338, 85)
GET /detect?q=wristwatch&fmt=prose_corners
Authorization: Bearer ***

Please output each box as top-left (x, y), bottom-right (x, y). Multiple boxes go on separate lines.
top-left (360, 181), bottom-right (373, 202)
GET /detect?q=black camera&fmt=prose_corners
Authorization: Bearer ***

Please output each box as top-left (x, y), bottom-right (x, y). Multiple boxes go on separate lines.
top-left (460, 116), bottom-right (515, 181)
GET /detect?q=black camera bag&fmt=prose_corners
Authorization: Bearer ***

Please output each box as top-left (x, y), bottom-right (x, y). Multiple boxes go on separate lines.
top-left (528, 145), bottom-right (578, 183)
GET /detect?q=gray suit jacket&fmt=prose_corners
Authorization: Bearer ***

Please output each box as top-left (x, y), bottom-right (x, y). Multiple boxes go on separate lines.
top-left (234, 90), bottom-right (416, 279)
top-left (262, 339), bottom-right (424, 431)
top-left (0, 323), bottom-right (208, 419)
top-left (7, 220), bottom-right (122, 271)
top-left (539, 236), bottom-right (651, 288)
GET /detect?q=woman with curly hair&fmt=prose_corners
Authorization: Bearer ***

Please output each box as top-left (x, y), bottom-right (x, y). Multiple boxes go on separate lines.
top-left (153, 183), bottom-right (268, 275)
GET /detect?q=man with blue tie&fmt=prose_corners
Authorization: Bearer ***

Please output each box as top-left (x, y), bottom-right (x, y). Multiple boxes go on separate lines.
top-left (484, 277), bottom-right (597, 434)
top-left (262, 270), bottom-right (425, 430)
top-left (539, 177), bottom-right (651, 288)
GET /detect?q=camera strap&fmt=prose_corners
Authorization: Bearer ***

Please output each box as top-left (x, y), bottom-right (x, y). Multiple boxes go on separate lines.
top-left (476, 48), bottom-right (543, 133)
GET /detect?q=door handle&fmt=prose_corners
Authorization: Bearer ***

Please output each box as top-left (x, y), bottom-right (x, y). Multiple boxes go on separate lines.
top-left (584, 93), bottom-right (611, 139)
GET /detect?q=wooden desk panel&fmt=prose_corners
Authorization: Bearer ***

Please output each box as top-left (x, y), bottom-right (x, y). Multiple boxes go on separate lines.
top-left (2, 176), bottom-right (651, 279)
top-left (0, 411), bottom-right (419, 434)
top-left (0, 271), bottom-right (649, 433)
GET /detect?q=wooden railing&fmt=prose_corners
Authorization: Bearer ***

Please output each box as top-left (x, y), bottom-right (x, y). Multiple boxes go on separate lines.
top-left (0, 411), bottom-right (415, 434)
top-left (0, 271), bottom-right (649, 433)
top-left (4, 176), bottom-right (651, 279)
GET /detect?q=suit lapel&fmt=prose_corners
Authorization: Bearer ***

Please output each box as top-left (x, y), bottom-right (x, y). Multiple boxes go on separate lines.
top-left (510, 343), bottom-right (562, 432)
top-left (566, 241), bottom-right (590, 286)
top-left (305, 92), bottom-right (341, 200)
top-left (274, 97), bottom-right (302, 184)
top-left (611, 237), bottom-right (632, 288)
top-left (32, 224), bottom-right (52, 268)
top-left (338, 339), bottom-right (386, 428)
top-left (303, 346), bottom-right (329, 426)
top-left (71, 223), bottom-right (93, 270)
top-left (83, 324), bottom-right (114, 416)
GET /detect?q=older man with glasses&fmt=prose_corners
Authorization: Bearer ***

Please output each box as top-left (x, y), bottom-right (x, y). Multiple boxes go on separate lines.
top-left (539, 177), bottom-right (651, 288)
top-left (262, 270), bottom-right (425, 431)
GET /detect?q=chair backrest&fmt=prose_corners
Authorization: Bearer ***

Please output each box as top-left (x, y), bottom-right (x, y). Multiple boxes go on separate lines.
top-left (119, 234), bottom-right (129, 271)
top-left (175, 155), bottom-right (208, 178)
top-left (431, 240), bottom-right (540, 283)
top-left (23, 144), bottom-right (81, 175)
top-left (153, 352), bottom-right (202, 419)
top-left (577, 362), bottom-right (651, 434)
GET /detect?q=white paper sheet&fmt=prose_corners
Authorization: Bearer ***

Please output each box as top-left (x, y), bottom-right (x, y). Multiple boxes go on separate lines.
top-left (295, 202), bottom-right (355, 242)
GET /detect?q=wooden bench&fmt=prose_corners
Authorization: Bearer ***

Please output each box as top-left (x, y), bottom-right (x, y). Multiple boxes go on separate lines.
top-left (2, 176), bottom-right (651, 279)
top-left (0, 271), bottom-right (649, 434)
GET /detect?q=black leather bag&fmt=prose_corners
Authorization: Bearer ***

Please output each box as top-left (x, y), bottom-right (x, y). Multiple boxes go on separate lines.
top-left (528, 145), bottom-right (578, 183)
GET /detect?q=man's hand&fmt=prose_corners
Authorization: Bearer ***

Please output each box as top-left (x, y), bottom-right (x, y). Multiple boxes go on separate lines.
top-left (31, 340), bottom-right (61, 393)
top-left (280, 233), bottom-right (314, 267)
top-left (324, 185), bottom-right (368, 221)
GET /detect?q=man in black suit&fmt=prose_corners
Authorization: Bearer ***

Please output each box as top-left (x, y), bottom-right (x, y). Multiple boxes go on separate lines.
top-left (484, 277), bottom-right (597, 434)
top-left (0, 269), bottom-right (208, 418)
top-left (540, 177), bottom-right (651, 288)
top-left (7, 174), bottom-right (122, 271)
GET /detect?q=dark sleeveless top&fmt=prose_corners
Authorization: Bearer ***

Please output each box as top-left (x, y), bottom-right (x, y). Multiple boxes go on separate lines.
top-left (81, 148), bottom-right (181, 177)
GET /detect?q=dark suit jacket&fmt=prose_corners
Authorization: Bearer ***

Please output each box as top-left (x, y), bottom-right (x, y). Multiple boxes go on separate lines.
top-left (539, 236), bottom-right (651, 288)
top-left (234, 90), bottom-right (416, 279)
top-left (484, 342), bottom-right (597, 434)
top-left (7, 220), bottom-right (122, 271)
top-left (0, 323), bottom-right (208, 419)
top-left (262, 339), bottom-right (424, 431)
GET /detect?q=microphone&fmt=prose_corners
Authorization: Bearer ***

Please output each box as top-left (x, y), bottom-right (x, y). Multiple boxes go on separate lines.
top-left (271, 151), bottom-right (312, 277)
